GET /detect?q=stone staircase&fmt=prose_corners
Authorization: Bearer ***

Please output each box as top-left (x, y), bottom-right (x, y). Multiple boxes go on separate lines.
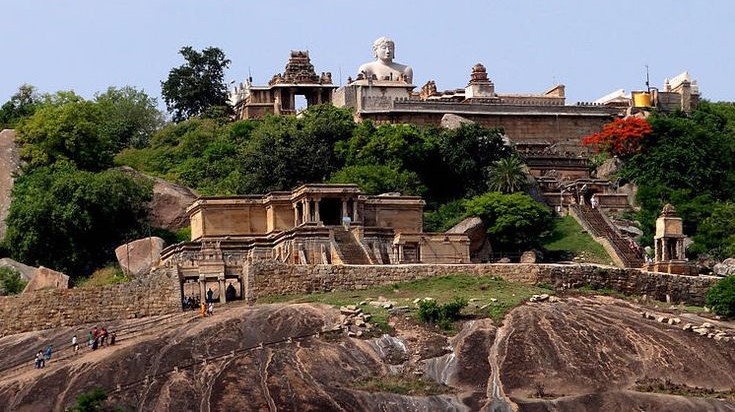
top-left (332, 228), bottom-right (372, 265)
top-left (571, 205), bottom-right (644, 268)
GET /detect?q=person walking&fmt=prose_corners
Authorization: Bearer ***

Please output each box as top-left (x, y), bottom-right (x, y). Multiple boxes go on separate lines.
top-left (44, 345), bottom-right (53, 363)
top-left (200, 302), bottom-right (207, 318)
top-left (72, 334), bottom-right (79, 354)
top-left (207, 302), bottom-right (214, 316)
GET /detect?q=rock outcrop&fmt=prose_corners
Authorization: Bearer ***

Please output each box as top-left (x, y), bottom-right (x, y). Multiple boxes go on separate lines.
top-left (118, 166), bottom-right (198, 231)
top-left (115, 236), bottom-right (166, 278)
top-left (714, 258), bottom-right (735, 277)
top-left (595, 156), bottom-right (623, 180)
top-left (446, 217), bottom-right (492, 262)
top-left (0, 129), bottom-right (21, 241)
top-left (22, 266), bottom-right (68, 293)
top-left (0, 258), bottom-right (37, 282)
top-left (0, 296), bottom-right (733, 411)
top-left (440, 113), bottom-right (474, 129)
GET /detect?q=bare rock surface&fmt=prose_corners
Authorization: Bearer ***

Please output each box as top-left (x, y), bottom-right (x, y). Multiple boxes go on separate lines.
top-left (440, 113), bottom-right (474, 129)
top-left (115, 237), bottom-right (166, 278)
top-left (0, 129), bottom-right (20, 240)
top-left (118, 166), bottom-right (198, 231)
top-left (0, 296), bottom-right (733, 411)
top-left (447, 217), bottom-right (492, 262)
top-left (22, 266), bottom-right (69, 293)
top-left (0, 257), bottom-right (37, 282)
top-left (595, 157), bottom-right (623, 180)
top-left (713, 258), bottom-right (735, 277)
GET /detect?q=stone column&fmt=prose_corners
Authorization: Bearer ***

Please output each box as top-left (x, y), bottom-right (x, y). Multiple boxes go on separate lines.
top-left (341, 199), bottom-right (348, 218)
top-left (352, 199), bottom-right (359, 222)
top-left (198, 275), bottom-right (206, 304)
top-left (293, 205), bottom-right (299, 226)
top-left (314, 197), bottom-right (320, 223)
top-left (218, 275), bottom-right (226, 303)
top-left (304, 199), bottom-right (311, 223)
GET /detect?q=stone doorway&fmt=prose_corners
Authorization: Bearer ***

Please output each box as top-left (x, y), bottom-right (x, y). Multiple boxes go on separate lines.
top-left (319, 198), bottom-right (342, 225)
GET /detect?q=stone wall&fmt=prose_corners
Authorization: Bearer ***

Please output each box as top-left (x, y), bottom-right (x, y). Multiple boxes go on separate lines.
top-left (0, 268), bottom-right (181, 336)
top-left (244, 261), bottom-right (717, 306)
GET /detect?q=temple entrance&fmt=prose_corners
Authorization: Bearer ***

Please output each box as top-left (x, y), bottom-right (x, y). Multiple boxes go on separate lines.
top-left (319, 198), bottom-right (342, 225)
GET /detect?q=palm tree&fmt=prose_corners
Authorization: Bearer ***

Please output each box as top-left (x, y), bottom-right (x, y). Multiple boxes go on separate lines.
top-left (487, 155), bottom-right (528, 193)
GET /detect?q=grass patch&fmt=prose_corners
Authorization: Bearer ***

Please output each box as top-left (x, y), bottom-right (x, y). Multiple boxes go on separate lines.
top-left (75, 266), bottom-right (130, 287)
top-left (542, 216), bottom-right (614, 265)
top-left (353, 374), bottom-right (454, 396)
top-left (259, 274), bottom-right (554, 326)
top-left (634, 378), bottom-right (735, 399)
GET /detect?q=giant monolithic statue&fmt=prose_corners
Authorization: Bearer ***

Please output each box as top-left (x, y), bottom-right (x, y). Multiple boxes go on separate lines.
top-left (357, 36), bottom-right (413, 83)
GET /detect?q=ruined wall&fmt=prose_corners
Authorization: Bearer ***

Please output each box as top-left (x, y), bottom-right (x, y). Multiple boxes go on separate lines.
top-left (0, 268), bottom-right (181, 336)
top-left (244, 262), bottom-right (716, 306)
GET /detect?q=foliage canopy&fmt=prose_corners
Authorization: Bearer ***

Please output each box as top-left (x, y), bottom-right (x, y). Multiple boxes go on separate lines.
top-left (706, 276), bottom-right (735, 318)
top-left (161, 46), bottom-right (232, 122)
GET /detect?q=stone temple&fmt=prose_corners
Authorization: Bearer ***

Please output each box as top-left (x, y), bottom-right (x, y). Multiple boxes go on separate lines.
top-left (161, 184), bottom-right (470, 302)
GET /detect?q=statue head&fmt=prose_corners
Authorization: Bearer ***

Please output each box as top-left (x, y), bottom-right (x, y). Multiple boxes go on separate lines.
top-left (372, 36), bottom-right (395, 62)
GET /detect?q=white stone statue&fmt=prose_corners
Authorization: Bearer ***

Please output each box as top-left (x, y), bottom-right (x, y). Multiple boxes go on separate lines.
top-left (357, 37), bottom-right (413, 83)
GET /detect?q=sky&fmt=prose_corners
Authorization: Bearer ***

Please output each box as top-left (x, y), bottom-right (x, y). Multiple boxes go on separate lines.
top-left (2, 1), bottom-right (734, 110)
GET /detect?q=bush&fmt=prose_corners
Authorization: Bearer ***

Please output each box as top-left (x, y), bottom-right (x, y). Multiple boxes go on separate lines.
top-left (706, 276), bottom-right (735, 318)
top-left (417, 297), bottom-right (468, 330)
top-left (0, 267), bottom-right (27, 295)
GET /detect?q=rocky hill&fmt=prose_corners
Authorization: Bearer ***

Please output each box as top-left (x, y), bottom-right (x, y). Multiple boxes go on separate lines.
top-left (0, 296), bottom-right (733, 411)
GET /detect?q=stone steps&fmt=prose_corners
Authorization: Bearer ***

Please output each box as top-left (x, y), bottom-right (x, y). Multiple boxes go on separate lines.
top-left (573, 205), bottom-right (644, 268)
top-left (333, 229), bottom-right (372, 265)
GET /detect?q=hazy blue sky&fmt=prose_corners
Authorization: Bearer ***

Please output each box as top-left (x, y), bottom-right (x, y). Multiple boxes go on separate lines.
top-left (2, 1), bottom-right (733, 110)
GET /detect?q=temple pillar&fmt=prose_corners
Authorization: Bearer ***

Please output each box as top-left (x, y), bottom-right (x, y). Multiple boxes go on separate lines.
top-left (314, 197), bottom-right (321, 223)
top-left (342, 199), bottom-right (348, 218)
top-left (304, 199), bottom-right (311, 223)
top-left (293, 205), bottom-right (299, 226)
top-left (198, 275), bottom-right (206, 304)
top-left (218, 276), bottom-right (226, 303)
top-left (352, 199), bottom-right (359, 222)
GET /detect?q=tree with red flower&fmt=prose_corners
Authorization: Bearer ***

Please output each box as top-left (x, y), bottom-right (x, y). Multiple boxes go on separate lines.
top-left (582, 117), bottom-right (652, 157)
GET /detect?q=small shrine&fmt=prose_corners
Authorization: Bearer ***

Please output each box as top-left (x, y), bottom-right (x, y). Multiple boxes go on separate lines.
top-left (230, 50), bottom-right (337, 119)
top-left (644, 204), bottom-right (697, 275)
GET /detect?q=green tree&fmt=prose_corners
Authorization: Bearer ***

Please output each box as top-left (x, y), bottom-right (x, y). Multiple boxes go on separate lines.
top-left (706, 276), bottom-right (735, 318)
top-left (0, 84), bottom-right (42, 128)
top-left (4, 162), bottom-right (152, 278)
top-left (239, 105), bottom-right (354, 193)
top-left (692, 202), bottom-right (735, 259)
top-left (0, 267), bottom-right (27, 295)
top-left (67, 388), bottom-right (113, 412)
top-left (437, 123), bottom-right (512, 201)
top-left (619, 102), bottom-right (735, 254)
top-left (487, 155), bottom-right (528, 193)
top-left (161, 46), bottom-right (232, 122)
top-left (463, 192), bottom-right (554, 251)
top-left (16, 94), bottom-right (113, 172)
top-left (330, 164), bottom-right (425, 196)
top-left (95, 86), bottom-right (165, 149)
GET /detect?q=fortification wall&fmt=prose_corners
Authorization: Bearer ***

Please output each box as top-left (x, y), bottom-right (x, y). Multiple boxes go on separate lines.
top-left (244, 261), bottom-right (716, 306)
top-left (0, 268), bottom-right (181, 337)
top-left (0, 262), bottom-right (717, 336)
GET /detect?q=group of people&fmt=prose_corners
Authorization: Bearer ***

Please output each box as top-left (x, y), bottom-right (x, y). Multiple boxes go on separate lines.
top-left (33, 327), bottom-right (118, 369)
top-left (200, 301), bottom-right (215, 318)
top-left (34, 345), bottom-right (52, 368)
top-left (86, 326), bottom-right (116, 351)
top-left (183, 295), bottom-right (202, 311)
top-left (184, 284), bottom-right (238, 312)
